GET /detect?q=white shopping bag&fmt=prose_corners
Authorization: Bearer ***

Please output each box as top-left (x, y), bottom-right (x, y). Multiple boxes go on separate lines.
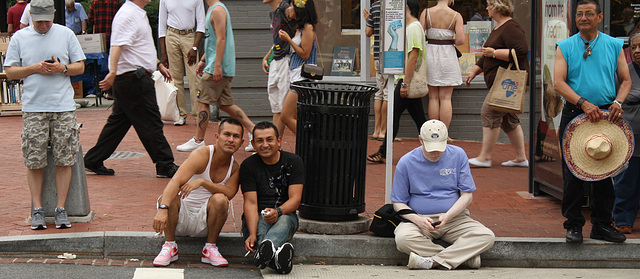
top-left (152, 71), bottom-right (180, 122)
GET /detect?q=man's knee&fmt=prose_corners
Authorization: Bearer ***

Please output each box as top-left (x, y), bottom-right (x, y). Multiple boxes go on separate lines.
top-left (207, 193), bottom-right (229, 212)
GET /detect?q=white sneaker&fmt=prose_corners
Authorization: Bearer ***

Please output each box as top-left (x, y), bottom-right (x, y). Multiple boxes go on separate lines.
top-left (407, 252), bottom-right (434, 270)
top-left (468, 158), bottom-right (491, 168)
top-left (462, 254), bottom-right (481, 269)
top-left (177, 137), bottom-right (204, 152)
top-left (173, 117), bottom-right (186, 126)
top-left (501, 160), bottom-right (529, 167)
top-left (245, 133), bottom-right (255, 152)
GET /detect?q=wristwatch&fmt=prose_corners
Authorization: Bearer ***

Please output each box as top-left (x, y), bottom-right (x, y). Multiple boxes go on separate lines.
top-left (192, 46), bottom-right (198, 51)
top-left (158, 204), bottom-right (170, 210)
top-left (275, 207), bottom-right (283, 217)
top-left (62, 65), bottom-right (68, 74)
top-left (401, 82), bottom-right (409, 88)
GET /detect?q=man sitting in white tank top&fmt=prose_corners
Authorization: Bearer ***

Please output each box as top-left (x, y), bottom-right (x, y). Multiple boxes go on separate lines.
top-left (152, 118), bottom-right (245, 267)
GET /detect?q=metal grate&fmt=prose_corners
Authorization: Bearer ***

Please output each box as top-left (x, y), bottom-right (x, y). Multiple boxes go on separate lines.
top-left (83, 151), bottom-right (146, 160)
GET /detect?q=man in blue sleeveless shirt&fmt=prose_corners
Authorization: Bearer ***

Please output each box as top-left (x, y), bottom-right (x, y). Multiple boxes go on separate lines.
top-left (554, 0), bottom-right (631, 244)
top-left (177, 0), bottom-right (255, 153)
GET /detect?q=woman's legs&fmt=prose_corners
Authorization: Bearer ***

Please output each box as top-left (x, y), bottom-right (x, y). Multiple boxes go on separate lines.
top-left (474, 126), bottom-right (500, 162)
top-left (505, 125), bottom-right (528, 162)
top-left (280, 91), bottom-right (298, 135)
top-left (428, 86), bottom-right (454, 128)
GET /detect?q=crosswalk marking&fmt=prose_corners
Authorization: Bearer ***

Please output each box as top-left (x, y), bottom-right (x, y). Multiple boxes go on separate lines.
top-left (132, 268), bottom-right (184, 279)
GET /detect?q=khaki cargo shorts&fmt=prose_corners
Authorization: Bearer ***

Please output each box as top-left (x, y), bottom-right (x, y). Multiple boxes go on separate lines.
top-left (198, 73), bottom-right (234, 106)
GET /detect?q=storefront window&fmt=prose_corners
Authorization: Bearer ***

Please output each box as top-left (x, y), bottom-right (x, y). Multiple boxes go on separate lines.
top-left (609, 1), bottom-right (640, 38)
top-left (316, 0), bottom-right (364, 79)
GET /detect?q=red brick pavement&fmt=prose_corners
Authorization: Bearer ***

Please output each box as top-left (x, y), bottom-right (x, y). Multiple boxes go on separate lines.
top-left (0, 110), bottom-right (638, 239)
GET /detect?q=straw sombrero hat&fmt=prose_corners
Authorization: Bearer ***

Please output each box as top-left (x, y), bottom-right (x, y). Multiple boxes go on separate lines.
top-left (562, 110), bottom-right (634, 181)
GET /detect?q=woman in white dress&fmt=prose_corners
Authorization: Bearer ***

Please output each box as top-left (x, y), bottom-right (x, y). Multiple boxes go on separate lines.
top-left (420, 0), bottom-right (464, 129)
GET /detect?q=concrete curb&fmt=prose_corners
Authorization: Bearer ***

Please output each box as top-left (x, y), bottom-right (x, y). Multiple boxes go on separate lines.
top-left (1, 232), bottom-right (639, 268)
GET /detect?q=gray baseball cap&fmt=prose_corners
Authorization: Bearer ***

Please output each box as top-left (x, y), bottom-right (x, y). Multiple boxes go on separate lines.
top-left (30, 0), bottom-right (55, 22)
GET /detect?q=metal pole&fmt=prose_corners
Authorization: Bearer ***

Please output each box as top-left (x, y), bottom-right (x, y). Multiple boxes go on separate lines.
top-left (528, 0), bottom-right (538, 194)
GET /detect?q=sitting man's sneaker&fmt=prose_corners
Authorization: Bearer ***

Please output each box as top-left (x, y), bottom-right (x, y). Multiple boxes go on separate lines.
top-left (153, 242), bottom-right (179, 267)
top-left (30, 208), bottom-right (47, 230)
top-left (254, 239), bottom-right (275, 269)
top-left (274, 242), bottom-right (294, 274)
top-left (462, 254), bottom-right (481, 269)
top-left (156, 163), bottom-right (179, 178)
top-left (54, 207), bottom-right (71, 229)
top-left (85, 164), bottom-right (115, 175)
top-left (407, 252), bottom-right (434, 270)
top-left (590, 223), bottom-right (626, 243)
top-left (173, 117), bottom-right (186, 126)
top-left (566, 226), bottom-right (583, 243)
top-left (177, 137), bottom-right (205, 152)
top-left (201, 244), bottom-right (228, 267)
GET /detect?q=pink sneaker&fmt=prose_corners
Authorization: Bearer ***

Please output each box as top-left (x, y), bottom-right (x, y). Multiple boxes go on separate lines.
top-left (153, 242), bottom-right (178, 267)
top-left (201, 244), bottom-right (228, 267)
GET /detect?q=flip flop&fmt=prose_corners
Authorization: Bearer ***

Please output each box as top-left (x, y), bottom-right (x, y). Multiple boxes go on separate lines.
top-left (370, 136), bottom-right (379, 140)
top-left (367, 152), bottom-right (385, 163)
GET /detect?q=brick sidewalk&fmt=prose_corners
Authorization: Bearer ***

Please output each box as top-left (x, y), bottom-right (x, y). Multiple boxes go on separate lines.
top-left (0, 110), bottom-right (637, 239)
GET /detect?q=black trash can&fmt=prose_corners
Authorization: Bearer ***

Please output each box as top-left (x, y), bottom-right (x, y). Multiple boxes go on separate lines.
top-left (291, 81), bottom-right (378, 221)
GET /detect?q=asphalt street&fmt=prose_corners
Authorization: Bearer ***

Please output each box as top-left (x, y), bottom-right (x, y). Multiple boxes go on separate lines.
top-left (1, 263), bottom-right (639, 279)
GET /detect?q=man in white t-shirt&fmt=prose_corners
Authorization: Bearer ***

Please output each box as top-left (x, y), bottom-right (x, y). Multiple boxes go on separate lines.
top-left (391, 120), bottom-right (495, 270)
top-left (4, 0), bottom-right (86, 231)
top-left (152, 118), bottom-right (244, 267)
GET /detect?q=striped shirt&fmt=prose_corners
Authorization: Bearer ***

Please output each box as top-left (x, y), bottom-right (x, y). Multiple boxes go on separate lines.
top-left (366, 1), bottom-right (381, 60)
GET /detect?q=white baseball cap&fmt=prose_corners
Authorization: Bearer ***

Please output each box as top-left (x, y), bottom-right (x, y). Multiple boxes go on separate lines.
top-left (420, 120), bottom-right (448, 152)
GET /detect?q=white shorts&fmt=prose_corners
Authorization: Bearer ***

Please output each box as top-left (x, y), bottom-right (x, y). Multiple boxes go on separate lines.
top-left (157, 195), bottom-right (230, 238)
top-left (267, 57), bottom-right (290, 113)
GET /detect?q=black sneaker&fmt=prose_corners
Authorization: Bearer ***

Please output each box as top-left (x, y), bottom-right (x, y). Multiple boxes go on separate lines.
top-left (85, 165), bottom-right (115, 175)
top-left (156, 163), bottom-right (179, 178)
top-left (274, 242), bottom-right (294, 274)
top-left (254, 239), bottom-right (275, 269)
top-left (566, 227), bottom-right (583, 243)
top-left (591, 223), bottom-right (626, 243)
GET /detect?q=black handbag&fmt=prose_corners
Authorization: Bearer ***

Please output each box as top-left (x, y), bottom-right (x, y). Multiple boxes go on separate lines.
top-left (369, 204), bottom-right (415, 237)
top-left (301, 63), bottom-right (324, 80)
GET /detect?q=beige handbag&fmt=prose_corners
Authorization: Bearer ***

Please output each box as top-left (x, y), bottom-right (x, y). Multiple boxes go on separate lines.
top-left (487, 49), bottom-right (527, 113)
top-left (407, 22), bottom-right (428, 98)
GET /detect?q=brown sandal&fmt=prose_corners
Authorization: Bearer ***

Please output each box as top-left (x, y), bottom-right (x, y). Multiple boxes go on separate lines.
top-left (367, 152), bottom-right (385, 163)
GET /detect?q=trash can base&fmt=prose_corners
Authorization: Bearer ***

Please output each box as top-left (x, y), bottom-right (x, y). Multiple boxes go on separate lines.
top-left (299, 203), bottom-right (366, 222)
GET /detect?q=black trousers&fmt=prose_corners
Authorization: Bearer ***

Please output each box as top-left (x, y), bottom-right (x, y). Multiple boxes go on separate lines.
top-left (84, 74), bottom-right (174, 170)
top-left (378, 79), bottom-right (427, 155)
top-left (559, 102), bottom-right (614, 229)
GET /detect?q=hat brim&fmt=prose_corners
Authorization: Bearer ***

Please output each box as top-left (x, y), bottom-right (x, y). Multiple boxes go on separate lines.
top-left (32, 14), bottom-right (54, 21)
top-left (562, 111), bottom-right (634, 181)
top-left (423, 140), bottom-right (446, 152)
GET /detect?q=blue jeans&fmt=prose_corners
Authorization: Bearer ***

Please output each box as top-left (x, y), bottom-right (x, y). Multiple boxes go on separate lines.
top-left (613, 157), bottom-right (640, 227)
top-left (242, 212), bottom-right (299, 249)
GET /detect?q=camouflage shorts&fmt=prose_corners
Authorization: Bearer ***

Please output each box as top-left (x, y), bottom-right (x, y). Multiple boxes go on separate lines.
top-left (22, 111), bottom-right (80, 169)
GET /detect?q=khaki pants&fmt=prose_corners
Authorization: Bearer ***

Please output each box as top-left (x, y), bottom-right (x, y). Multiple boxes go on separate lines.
top-left (166, 29), bottom-right (200, 118)
top-left (394, 209), bottom-right (495, 269)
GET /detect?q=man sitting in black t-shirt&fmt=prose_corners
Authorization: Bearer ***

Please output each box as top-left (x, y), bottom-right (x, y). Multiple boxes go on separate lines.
top-left (240, 121), bottom-right (304, 274)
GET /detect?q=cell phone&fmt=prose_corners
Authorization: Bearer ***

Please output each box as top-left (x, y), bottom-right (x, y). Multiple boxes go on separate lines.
top-left (431, 221), bottom-right (441, 227)
top-left (134, 67), bottom-right (147, 79)
top-left (44, 59), bottom-right (55, 63)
